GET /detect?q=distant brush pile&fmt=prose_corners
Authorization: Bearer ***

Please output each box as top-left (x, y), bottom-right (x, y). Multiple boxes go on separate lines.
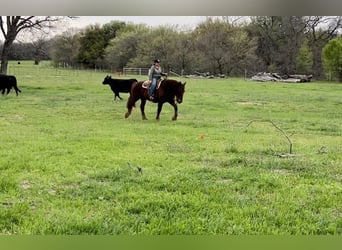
top-left (251, 72), bottom-right (313, 83)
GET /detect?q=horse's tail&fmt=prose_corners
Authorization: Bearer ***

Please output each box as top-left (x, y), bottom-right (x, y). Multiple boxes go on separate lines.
top-left (127, 82), bottom-right (138, 110)
top-left (126, 94), bottom-right (135, 109)
top-left (125, 82), bottom-right (139, 119)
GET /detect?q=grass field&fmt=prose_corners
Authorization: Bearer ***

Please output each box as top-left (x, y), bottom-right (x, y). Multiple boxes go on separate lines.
top-left (0, 61), bottom-right (341, 235)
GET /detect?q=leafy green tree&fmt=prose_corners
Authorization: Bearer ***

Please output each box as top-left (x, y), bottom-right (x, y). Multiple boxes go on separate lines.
top-left (124, 29), bottom-right (152, 68)
top-left (77, 24), bottom-right (106, 68)
top-left (102, 20), bottom-right (126, 47)
top-left (104, 24), bottom-right (151, 70)
top-left (128, 26), bottom-right (180, 70)
top-left (194, 18), bottom-right (229, 74)
top-left (78, 21), bottom-right (134, 69)
top-left (323, 37), bottom-right (342, 82)
top-left (147, 26), bottom-right (178, 71)
top-left (296, 39), bottom-right (313, 75)
top-left (105, 32), bottom-right (135, 71)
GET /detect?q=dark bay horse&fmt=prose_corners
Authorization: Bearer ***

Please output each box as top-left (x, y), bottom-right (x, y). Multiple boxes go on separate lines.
top-left (125, 79), bottom-right (186, 121)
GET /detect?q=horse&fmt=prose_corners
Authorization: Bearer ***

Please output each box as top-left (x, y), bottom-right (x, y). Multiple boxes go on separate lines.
top-left (125, 79), bottom-right (186, 121)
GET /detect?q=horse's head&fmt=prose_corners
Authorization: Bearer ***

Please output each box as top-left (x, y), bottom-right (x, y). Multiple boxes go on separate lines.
top-left (176, 81), bottom-right (186, 104)
top-left (102, 75), bottom-right (112, 85)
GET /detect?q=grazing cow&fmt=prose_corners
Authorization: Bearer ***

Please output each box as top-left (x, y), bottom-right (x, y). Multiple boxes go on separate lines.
top-left (102, 75), bottom-right (137, 100)
top-left (0, 74), bottom-right (21, 96)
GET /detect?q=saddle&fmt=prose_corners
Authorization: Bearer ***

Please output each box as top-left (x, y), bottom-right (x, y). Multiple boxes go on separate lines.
top-left (142, 79), bottom-right (162, 89)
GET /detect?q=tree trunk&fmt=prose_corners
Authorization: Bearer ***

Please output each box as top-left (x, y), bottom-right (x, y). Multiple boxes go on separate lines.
top-left (0, 60), bottom-right (7, 74)
top-left (1, 36), bottom-right (16, 75)
top-left (311, 44), bottom-right (324, 79)
top-left (0, 49), bottom-right (10, 74)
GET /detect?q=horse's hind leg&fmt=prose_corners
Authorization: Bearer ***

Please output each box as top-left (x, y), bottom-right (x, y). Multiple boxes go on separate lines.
top-left (125, 110), bottom-right (131, 118)
top-left (125, 95), bottom-right (135, 118)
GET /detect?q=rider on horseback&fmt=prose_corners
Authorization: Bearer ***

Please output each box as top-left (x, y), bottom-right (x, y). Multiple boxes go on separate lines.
top-left (148, 59), bottom-right (167, 100)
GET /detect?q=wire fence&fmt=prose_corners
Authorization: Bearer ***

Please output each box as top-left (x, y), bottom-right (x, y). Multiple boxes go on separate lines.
top-left (7, 64), bottom-right (114, 78)
top-left (8, 64), bottom-right (152, 79)
top-left (123, 68), bottom-right (149, 76)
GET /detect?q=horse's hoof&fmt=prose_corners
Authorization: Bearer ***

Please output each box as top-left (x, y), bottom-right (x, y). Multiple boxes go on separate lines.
top-left (125, 113), bottom-right (130, 118)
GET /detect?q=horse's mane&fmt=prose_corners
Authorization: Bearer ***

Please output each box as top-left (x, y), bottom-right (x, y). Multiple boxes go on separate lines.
top-left (162, 79), bottom-right (182, 88)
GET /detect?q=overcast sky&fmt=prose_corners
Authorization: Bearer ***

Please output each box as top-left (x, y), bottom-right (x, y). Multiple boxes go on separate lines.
top-left (10, 16), bottom-right (208, 42)
top-left (68, 16), bottom-right (208, 30)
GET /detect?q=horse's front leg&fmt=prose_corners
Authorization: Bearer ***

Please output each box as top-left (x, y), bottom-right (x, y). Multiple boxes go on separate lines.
top-left (156, 102), bottom-right (164, 121)
top-left (170, 101), bottom-right (178, 121)
top-left (140, 99), bottom-right (148, 120)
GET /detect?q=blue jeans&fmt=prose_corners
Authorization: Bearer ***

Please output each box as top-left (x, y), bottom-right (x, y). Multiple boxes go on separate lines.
top-left (149, 78), bottom-right (157, 96)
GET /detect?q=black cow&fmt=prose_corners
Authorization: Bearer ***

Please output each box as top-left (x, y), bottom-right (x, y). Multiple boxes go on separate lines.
top-left (0, 74), bottom-right (21, 96)
top-left (102, 75), bottom-right (137, 100)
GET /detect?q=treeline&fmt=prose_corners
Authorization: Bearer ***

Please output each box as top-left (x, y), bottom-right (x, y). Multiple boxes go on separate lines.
top-left (1, 41), bottom-right (52, 62)
top-left (2, 16), bottom-right (342, 80)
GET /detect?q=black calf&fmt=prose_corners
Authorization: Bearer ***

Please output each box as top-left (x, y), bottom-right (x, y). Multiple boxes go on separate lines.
top-left (0, 74), bottom-right (21, 96)
top-left (102, 75), bottom-right (137, 100)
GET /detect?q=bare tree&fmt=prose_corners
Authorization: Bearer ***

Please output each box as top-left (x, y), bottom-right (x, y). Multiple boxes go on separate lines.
top-left (195, 17), bottom-right (257, 76)
top-left (304, 16), bottom-right (342, 79)
top-left (0, 16), bottom-right (67, 74)
top-left (31, 35), bottom-right (50, 65)
top-left (50, 29), bottom-right (81, 67)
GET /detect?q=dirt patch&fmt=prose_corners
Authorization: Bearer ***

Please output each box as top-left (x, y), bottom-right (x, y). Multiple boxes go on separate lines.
top-left (216, 178), bottom-right (233, 183)
top-left (236, 101), bottom-right (266, 106)
top-left (21, 180), bottom-right (31, 190)
top-left (272, 169), bottom-right (291, 175)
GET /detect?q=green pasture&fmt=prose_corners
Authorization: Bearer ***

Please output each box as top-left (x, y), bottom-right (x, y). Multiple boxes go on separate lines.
top-left (0, 61), bottom-right (341, 234)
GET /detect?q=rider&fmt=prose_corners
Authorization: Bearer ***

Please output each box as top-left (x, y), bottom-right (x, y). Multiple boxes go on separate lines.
top-left (148, 59), bottom-right (167, 100)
